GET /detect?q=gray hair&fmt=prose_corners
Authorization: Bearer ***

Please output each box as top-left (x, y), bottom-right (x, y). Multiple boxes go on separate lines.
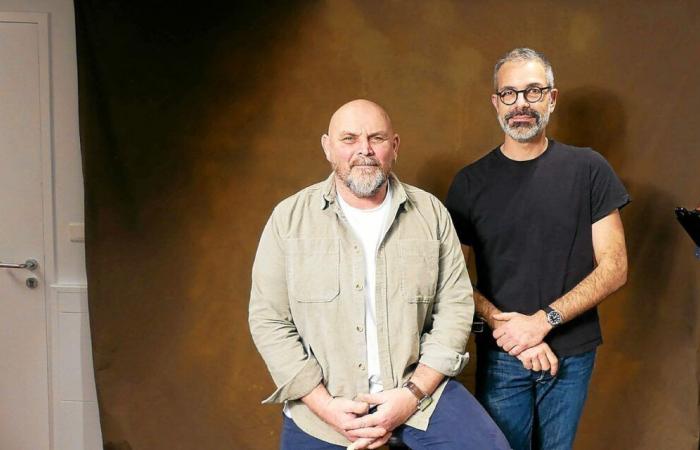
top-left (493, 48), bottom-right (554, 91)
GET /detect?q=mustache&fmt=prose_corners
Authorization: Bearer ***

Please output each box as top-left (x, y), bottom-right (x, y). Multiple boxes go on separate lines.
top-left (350, 156), bottom-right (380, 167)
top-left (505, 108), bottom-right (541, 121)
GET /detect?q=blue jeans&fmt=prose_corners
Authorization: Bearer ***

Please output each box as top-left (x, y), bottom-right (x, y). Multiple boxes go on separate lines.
top-left (280, 379), bottom-right (511, 449)
top-left (476, 348), bottom-right (596, 450)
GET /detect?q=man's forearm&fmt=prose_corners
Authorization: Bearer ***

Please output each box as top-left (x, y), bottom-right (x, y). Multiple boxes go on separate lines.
top-left (550, 212), bottom-right (628, 323)
top-left (409, 363), bottom-right (445, 396)
top-left (301, 383), bottom-right (333, 417)
top-left (550, 255), bottom-right (627, 324)
top-left (474, 289), bottom-right (502, 330)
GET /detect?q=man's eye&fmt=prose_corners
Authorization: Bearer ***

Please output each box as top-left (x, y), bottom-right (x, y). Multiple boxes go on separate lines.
top-left (370, 136), bottom-right (387, 143)
top-left (341, 136), bottom-right (355, 143)
top-left (501, 89), bottom-right (515, 97)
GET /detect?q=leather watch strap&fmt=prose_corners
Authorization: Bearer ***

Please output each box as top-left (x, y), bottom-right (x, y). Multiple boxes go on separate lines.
top-left (403, 381), bottom-right (426, 401)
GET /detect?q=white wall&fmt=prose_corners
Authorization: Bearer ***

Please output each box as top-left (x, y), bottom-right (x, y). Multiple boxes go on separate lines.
top-left (0, 1), bottom-right (100, 449)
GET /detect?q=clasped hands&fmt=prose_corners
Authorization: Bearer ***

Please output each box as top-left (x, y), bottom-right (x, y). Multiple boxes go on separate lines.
top-left (491, 310), bottom-right (559, 376)
top-left (320, 388), bottom-right (418, 450)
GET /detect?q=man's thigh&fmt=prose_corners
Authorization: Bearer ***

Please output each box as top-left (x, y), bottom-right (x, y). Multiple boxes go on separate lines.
top-left (475, 348), bottom-right (537, 450)
top-left (279, 415), bottom-right (346, 450)
top-left (397, 379), bottom-right (511, 450)
top-left (534, 350), bottom-right (596, 450)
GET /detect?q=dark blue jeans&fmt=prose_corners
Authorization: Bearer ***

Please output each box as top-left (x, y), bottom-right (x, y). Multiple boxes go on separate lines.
top-left (476, 348), bottom-right (596, 450)
top-left (280, 379), bottom-right (511, 449)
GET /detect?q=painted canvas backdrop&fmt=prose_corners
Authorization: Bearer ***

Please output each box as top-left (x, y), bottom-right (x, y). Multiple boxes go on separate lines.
top-left (76, 1), bottom-right (700, 448)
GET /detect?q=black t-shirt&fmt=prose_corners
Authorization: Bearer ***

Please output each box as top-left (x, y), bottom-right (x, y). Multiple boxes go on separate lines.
top-left (445, 140), bottom-right (630, 356)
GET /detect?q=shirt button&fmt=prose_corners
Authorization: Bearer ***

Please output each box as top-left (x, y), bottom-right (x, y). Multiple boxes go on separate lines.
top-left (355, 282), bottom-right (363, 290)
top-left (358, 363), bottom-right (365, 370)
top-left (356, 325), bottom-right (364, 332)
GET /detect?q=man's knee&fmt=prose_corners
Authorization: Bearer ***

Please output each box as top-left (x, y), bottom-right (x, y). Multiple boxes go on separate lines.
top-left (431, 380), bottom-right (510, 444)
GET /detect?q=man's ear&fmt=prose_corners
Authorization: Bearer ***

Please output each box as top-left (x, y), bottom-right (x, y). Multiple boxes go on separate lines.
top-left (392, 133), bottom-right (400, 161)
top-left (549, 89), bottom-right (559, 112)
top-left (491, 94), bottom-right (499, 112)
top-left (321, 134), bottom-right (332, 162)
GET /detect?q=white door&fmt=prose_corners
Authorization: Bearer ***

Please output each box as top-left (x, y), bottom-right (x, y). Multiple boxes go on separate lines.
top-left (0, 16), bottom-right (51, 450)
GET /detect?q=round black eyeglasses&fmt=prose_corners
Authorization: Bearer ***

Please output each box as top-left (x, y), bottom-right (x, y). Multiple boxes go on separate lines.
top-left (496, 86), bottom-right (552, 105)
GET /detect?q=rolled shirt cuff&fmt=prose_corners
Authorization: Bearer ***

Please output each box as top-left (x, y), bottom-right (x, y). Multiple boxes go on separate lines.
top-left (419, 343), bottom-right (469, 377)
top-left (262, 354), bottom-right (324, 404)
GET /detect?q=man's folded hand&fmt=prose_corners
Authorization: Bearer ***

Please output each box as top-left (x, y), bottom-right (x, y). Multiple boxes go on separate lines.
top-left (319, 397), bottom-right (386, 442)
top-left (516, 342), bottom-right (559, 376)
top-left (344, 388), bottom-right (417, 435)
top-left (492, 311), bottom-right (551, 355)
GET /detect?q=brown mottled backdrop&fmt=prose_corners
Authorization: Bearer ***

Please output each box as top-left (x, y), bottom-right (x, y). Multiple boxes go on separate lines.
top-left (76, 1), bottom-right (700, 449)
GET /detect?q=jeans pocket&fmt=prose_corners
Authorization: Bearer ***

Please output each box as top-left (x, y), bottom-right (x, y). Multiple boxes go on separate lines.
top-left (286, 238), bottom-right (340, 302)
top-left (399, 239), bottom-right (440, 303)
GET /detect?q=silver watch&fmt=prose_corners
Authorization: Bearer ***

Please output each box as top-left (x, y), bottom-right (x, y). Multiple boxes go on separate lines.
top-left (544, 306), bottom-right (563, 327)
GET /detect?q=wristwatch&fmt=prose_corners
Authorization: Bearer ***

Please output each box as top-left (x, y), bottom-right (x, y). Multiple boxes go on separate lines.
top-left (543, 306), bottom-right (563, 327)
top-left (403, 381), bottom-right (433, 411)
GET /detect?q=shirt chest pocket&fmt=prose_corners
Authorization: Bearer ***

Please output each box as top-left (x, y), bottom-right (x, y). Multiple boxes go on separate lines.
top-left (399, 239), bottom-right (440, 303)
top-left (286, 238), bottom-right (340, 302)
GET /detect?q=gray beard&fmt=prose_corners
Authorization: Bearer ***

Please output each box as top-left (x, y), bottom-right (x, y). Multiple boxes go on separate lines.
top-left (343, 167), bottom-right (387, 198)
top-left (499, 108), bottom-right (551, 143)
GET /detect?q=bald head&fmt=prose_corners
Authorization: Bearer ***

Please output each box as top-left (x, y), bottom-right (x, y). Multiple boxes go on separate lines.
top-left (321, 99), bottom-right (400, 203)
top-left (327, 99), bottom-right (394, 136)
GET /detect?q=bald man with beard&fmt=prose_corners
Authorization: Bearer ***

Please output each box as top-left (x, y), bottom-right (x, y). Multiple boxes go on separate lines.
top-left (250, 100), bottom-right (509, 449)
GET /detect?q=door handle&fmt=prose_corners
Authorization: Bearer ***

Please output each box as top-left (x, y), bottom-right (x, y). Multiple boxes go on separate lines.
top-left (0, 259), bottom-right (38, 271)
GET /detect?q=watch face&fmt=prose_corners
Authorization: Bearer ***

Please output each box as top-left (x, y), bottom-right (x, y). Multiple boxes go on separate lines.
top-left (547, 310), bottom-right (563, 326)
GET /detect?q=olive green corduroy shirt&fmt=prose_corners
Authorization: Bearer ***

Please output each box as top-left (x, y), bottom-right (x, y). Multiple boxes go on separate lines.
top-left (249, 173), bottom-right (474, 446)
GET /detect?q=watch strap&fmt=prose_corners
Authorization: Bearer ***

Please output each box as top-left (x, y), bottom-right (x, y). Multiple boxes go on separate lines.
top-left (403, 381), bottom-right (432, 411)
top-left (403, 381), bottom-right (426, 401)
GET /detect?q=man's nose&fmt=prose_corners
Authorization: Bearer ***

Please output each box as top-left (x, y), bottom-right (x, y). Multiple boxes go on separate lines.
top-left (358, 136), bottom-right (375, 155)
top-left (514, 91), bottom-right (531, 108)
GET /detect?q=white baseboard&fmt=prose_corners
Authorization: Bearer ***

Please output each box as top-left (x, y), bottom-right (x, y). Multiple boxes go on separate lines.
top-left (48, 283), bottom-right (102, 450)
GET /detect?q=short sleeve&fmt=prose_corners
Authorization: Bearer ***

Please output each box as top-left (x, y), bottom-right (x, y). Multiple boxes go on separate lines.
top-left (445, 171), bottom-right (475, 246)
top-left (589, 150), bottom-right (631, 223)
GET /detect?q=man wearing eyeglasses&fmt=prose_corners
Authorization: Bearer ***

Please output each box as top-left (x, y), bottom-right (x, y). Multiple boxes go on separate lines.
top-left (445, 48), bottom-right (630, 450)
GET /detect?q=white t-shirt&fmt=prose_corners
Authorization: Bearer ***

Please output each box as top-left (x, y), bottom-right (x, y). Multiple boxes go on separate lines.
top-left (337, 185), bottom-right (393, 394)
